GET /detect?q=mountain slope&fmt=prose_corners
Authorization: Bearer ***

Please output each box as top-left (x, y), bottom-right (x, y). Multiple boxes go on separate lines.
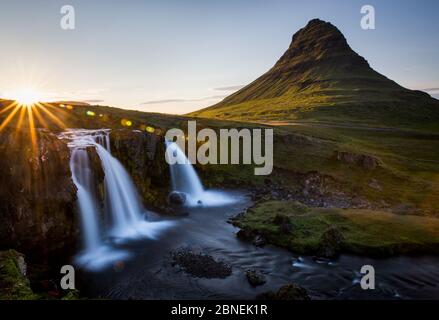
top-left (190, 19), bottom-right (439, 129)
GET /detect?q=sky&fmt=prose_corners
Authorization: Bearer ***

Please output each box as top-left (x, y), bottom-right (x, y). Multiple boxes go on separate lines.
top-left (0, 0), bottom-right (438, 114)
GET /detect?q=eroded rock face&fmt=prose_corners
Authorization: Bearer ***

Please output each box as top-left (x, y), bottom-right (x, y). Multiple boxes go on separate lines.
top-left (109, 129), bottom-right (170, 208)
top-left (0, 129), bottom-right (77, 262)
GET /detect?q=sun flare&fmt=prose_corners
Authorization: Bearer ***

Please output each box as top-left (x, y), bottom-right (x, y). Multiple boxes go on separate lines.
top-left (9, 88), bottom-right (42, 106)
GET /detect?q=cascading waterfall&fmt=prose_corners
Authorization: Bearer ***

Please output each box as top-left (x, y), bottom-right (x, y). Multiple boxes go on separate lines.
top-left (166, 141), bottom-right (204, 200)
top-left (61, 129), bottom-right (172, 271)
top-left (165, 141), bottom-right (235, 207)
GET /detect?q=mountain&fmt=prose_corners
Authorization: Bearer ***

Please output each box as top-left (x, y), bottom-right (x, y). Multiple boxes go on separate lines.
top-left (190, 19), bottom-right (439, 129)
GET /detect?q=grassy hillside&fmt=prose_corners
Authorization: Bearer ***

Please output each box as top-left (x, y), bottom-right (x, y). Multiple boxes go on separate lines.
top-left (1, 98), bottom-right (438, 216)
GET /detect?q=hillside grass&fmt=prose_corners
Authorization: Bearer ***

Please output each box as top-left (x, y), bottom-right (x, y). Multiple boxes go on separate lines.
top-left (1, 100), bottom-right (438, 215)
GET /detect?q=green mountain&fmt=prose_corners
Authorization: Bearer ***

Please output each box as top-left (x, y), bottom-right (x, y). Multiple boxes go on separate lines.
top-left (190, 19), bottom-right (439, 129)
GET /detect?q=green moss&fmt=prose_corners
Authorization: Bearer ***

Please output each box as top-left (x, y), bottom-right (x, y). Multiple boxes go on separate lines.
top-left (235, 201), bottom-right (439, 256)
top-left (0, 250), bottom-right (39, 300)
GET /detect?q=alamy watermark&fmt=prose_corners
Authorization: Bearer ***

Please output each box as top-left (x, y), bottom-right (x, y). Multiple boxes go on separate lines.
top-left (165, 121), bottom-right (273, 176)
top-left (361, 5), bottom-right (376, 30)
top-left (60, 5), bottom-right (75, 30)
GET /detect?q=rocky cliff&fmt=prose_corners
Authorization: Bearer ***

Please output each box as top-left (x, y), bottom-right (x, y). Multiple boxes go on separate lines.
top-left (0, 128), bottom-right (78, 264)
top-left (109, 129), bottom-right (170, 209)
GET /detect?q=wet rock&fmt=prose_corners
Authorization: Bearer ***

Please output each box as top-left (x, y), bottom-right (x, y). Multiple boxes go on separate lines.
top-left (275, 284), bottom-right (310, 300)
top-left (253, 235), bottom-right (266, 247)
top-left (317, 226), bottom-right (345, 258)
top-left (246, 270), bottom-right (266, 287)
top-left (236, 229), bottom-right (254, 241)
top-left (171, 249), bottom-right (232, 279)
top-left (256, 283), bottom-right (310, 300)
top-left (110, 129), bottom-right (169, 208)
top-left (168, 191), bottom-right (187, 206)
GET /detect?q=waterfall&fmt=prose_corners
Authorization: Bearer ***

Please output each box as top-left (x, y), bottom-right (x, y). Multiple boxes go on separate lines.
top-left (166, 141), bottom-right (204, 200)
top-left (61, 129), bottom-right (172, 271)
top-left (165, 141), bottom-right (235, 207)
top-left (70, 148), bottom-right (101, 252)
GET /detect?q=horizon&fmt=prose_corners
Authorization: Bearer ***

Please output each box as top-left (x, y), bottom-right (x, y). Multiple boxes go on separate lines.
top-left (1, 0), bottom-right (439, 114)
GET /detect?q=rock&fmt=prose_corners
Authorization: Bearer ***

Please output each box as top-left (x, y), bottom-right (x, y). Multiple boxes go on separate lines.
top-left (0, 129), bottom-right (77, 262)
top-left (236, 229), bottom-right (254, 240)
top-left (171, 248), bottom-right (232, 279)
top-left (275, 284), bottom-right (310, 300)
top-left (317, 226), bottom-right (345, 258)
top-left (110, 129), bottom-right (169, 208)
top-left (335, 151), bottom-right (382, 170)
top-left (253, 235), bottom-right (266, 247)
top-left (257, 283), bottom-right (310, 300)
top-left (168, 191), bottom-right (187, 206)
top-left (246, 270), bottom-right (266, 287)
top-left (273, 214), bottom-right (293, 234)
top-left (368, 179), bottom-right (382, 191)
top-left (0, 250), bottom-right (37, 300)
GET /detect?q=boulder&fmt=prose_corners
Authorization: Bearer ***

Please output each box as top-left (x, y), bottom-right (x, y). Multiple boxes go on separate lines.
top-left (256, 283), bottom-right (310, 300)
top-left (246, 270), bottom-right (266, 287)
top-left (317, 226), bottom-right (345, 258)
top-left (168, 191), bottom-right (187, 206)
top-left (335, 151), bottom-right (382, 170)
top-left (275, 284), bottom-right (311, 300)
top-left (171, 248), bottom-right (232, 279)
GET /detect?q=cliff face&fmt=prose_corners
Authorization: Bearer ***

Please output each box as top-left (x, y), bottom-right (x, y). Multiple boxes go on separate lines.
top-left (109, 129), bottom-right (170, 208)
top-left (0, 128), bottom-right (78, 262)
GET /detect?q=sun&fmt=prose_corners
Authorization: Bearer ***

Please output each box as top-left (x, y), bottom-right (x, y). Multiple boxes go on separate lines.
top-left (11, 88), bottom-right (42, 106)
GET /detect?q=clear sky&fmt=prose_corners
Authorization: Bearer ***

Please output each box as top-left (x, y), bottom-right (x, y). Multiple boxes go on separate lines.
top-left (0, 0), bottom-right (438, 114)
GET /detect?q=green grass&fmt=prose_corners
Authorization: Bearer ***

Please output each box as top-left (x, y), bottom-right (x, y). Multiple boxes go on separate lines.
top-left (234, 201), bottom-right (439, 256)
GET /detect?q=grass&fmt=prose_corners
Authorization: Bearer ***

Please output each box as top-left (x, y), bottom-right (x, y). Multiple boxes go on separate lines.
top-left (234, 201), bottom-right (439, 256)
top-left (1, 99), bottom-right (438, 215)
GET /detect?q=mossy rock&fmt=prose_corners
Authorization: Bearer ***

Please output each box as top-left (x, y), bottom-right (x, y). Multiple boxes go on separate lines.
top-left (0, 250), bottom-right (38, 300)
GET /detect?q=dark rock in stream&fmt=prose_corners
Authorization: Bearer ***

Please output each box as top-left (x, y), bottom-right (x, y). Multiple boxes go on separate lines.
top-left (246, 270), bottom-right (266, 287)
top-left (171, 249), bottom-right (232, 279)
top-left (168, 191), bottom-right (187, 206)
top-left (253, 235), bottom-right (266, 247)
top-left (256, 283), bottom-right (310, 301)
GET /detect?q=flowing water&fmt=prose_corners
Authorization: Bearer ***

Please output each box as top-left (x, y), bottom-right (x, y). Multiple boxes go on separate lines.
top-left (62, 129), bottom-right (439, 299)
top-left (165, 141), bottom-right (235, 207)
top-left (81, 193), bottom-right (439, 300)
top-left (61, 129), bottom-right (173, 271)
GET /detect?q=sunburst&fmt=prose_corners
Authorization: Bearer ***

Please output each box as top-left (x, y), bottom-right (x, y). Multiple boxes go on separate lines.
top-left (0, 89), bottom-right (68, 152)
